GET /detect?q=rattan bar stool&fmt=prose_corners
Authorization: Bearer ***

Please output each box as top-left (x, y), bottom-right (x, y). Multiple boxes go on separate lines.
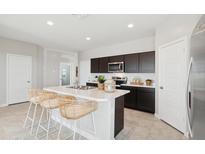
top-left (57, 100), bottom-right (97, 140)
top-left (23, 89), bottom-right (45, 134)
top-left (36, 94), bottom-right (75, 139)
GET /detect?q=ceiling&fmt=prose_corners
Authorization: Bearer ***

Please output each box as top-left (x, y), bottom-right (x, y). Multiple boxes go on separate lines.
top-left (0, 14), bottom-right (170, 52)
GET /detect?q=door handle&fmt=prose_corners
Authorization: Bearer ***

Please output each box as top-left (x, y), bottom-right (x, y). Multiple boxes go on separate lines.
top-left (27, 81), bottom-right (31, 83)
top-left (160, 86), bottom-right (164, 89)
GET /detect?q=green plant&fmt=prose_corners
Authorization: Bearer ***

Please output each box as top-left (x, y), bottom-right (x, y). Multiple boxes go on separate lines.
top-left (98, 75), bottom-right (106, 83)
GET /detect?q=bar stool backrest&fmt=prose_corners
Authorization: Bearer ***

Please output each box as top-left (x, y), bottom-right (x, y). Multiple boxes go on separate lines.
top-left (57, 95), bottom-right (76, 105)
top-left (60, 100), bottom-right (97, 120)
top-left (40, 93), bottom-right (76, 109)
top-left (28, 89), bottom-right (43, 99)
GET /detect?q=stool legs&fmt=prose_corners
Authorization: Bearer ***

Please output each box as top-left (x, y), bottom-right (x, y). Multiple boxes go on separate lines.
top-left (46, 109), bottom-right (52, 139)
top-left (23, 102), bottom-right (33, 128)
top-left (23, 102), bottom-right (38, 134)
top-left (57, 115), bottom-right (63, 139)
top-left (91, 112), bottom-right (96, 135)
top-left (57, 119), bottom-right (77, 140)
top-left (57, 112), bottom-right (96, 140)
top-left (35, 107), bottom-right (45, 137)
top-left (30, 103), bottom-right (38, 134)
top-left (72, 120), bottom-right (77, 140)
top-left (36, 108), bottom-right (54, 140)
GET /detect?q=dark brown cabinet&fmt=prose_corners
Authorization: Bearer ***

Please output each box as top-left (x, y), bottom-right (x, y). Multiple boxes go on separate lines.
top-left (91, 58), bottom-right (99, 73)
top-left (137, 88), bottom-right (155, 113)
top-left (114, 95), bottom-right (124, 137)
top-left (90, 51), bottom-right (155, 73)
top-left (120, 86), bottom-right (155, 113)
top-left (99, 57), bottom-right (109, 73)
top-left (124, 53), bottom-right (139, 73)
top-left (109, 55), bottom-right (124, 63)
top-left (119, 86), bottom-right (137, 109)
top-left (139, 51), bottom-right (155, 73)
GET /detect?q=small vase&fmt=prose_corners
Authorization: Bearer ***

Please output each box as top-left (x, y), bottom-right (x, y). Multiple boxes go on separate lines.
top-left (98, 83), bottom-right (104, 90)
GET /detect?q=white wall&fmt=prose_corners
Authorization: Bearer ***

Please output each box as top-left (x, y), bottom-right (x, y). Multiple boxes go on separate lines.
top-left (155, 15), bottom-right (201, 47)
top-left (0, 37), bottom-right (78, 106)
top-left (154, 14), bottom-right (201, 115)
top-left (0, 37), bottom-right (44, 106)
top-left (43, 49), bottom-right (78, 87)
top-left (79, 36), bottom-right (155, 85)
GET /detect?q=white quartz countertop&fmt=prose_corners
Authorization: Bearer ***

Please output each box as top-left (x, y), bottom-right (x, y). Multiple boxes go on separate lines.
top-left (87, 81), bottom-right (155, 88)
top-left (44, 86), bottom-right (129, 102)
top-left (120, 84), bottom-right (155, 88)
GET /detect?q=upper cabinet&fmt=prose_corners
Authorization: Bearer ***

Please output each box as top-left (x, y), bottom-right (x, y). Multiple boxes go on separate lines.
top-left (139, 51), bottom-right (155, 73)
top-left (124, 53), bottom-right (139, 73)
top-left (91, 58), bottom-right (99, 73)
top-left (99, 57), bottom-right (109, 73)
top-left (109, 55), bottom-right (124, 63)
top-left (90, 51), bottom-right (155, 73)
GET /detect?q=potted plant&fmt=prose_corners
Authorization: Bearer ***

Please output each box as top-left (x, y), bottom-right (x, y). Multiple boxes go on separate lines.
top-left (97, 75), bottom-right (106, 90)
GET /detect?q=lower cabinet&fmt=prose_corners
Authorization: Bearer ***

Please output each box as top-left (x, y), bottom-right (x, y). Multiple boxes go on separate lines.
top-left (114, 95), bottom-right (124, 137)
top-left (119, 86), bottom-right (137, 109)
top-left (137, 88), bottom-right (155, 113)
top-left (120, 86), bottom-right (155, 113)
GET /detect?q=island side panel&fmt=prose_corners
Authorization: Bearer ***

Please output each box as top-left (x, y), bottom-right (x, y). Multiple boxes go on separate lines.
top-left (114, 95), bottom-right (125, 137)
top-left (51, 100), bottom-right (115, 140)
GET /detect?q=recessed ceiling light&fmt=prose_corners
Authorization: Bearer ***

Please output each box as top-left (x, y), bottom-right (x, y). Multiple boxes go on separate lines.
top-left (86, 37), bottom-right (91, 41)
top-left (128, 24), bottom-right (134, 28)
top-left (47, 20), bottom-right (54, 26)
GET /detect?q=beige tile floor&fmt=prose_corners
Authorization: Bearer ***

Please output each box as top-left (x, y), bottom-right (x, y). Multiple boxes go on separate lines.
top-left (116, 108), bottom-right (186, 140)
top-left (0, 102), bottom-right (186, 140)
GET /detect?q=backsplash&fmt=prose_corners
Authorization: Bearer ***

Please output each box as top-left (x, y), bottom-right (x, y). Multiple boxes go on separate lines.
top-left (89, 73), bottom-right (156, 85)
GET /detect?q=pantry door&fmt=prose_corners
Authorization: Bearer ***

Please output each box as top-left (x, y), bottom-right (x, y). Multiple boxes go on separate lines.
top-left (7, 54), bottom-right (32, 105)
top-left (158, 37), bottom-right (188, 133)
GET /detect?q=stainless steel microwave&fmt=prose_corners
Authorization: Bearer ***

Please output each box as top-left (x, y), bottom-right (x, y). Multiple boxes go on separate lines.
top-left (108, 62), bottom-right (124, 73)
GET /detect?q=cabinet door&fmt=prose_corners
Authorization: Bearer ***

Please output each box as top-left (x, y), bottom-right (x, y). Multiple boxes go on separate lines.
top-left (91, 58), bottom-right (99, 73)
top-left (109, 55), bottom-right (124, 63)
top-left (137, 88), bottom-right (155, 113)
top-left (115, 96), bottom-right (124, 137)
top-left (120, 86), bottom-right (137, 109)
top-left (139, 51), bottom-right (155, 73)
top-left (99, 57), bottom-right (109, 73)
top-left (124, 53), bottom-right (139, 73)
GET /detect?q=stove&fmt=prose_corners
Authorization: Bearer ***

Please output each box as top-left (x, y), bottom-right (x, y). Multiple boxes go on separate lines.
top-left (112, 76), bottom-right (127, 88)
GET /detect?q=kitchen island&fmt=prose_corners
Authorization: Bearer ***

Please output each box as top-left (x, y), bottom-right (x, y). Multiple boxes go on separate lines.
top-left (44, 86), bottom-right (129, 140)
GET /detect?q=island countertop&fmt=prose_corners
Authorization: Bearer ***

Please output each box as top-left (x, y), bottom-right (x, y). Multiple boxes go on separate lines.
top-left (44, 86), bottom-right (129, 102)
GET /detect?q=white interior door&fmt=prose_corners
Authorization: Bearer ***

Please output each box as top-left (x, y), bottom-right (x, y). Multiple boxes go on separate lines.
top-left (159, 38), bottom-right (187, 133)
top-left (7, 54), bottom-right (32, 105)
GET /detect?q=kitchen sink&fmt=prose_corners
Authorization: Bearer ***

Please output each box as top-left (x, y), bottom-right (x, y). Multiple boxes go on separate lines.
top-left (67, 85), bottom-right (96, 90)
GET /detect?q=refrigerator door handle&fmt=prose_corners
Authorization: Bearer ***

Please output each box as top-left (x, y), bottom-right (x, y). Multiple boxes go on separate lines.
top-left (186, 57), bottom-right (193, 138)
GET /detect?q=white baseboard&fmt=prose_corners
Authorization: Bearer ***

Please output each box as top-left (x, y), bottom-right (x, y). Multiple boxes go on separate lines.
top-left (0, 104), bottom-right (8, 107)
top-left (154, 113), bottom-right (160, 119)
top-left (184, 131), bottom-right (190, 138)
top-left (155, 113), bottom-right (188, 137)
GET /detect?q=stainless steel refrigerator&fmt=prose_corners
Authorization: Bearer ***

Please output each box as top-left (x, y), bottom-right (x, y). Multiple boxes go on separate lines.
top-left (188, 15), bottom-right (205, 139)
